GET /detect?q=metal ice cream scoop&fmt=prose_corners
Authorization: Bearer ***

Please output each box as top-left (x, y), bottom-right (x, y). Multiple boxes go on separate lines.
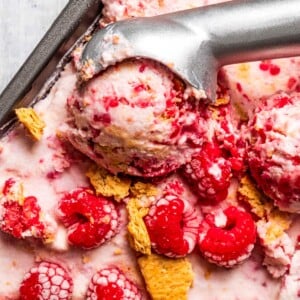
top-left (80, 0), bottom-right (300, 102)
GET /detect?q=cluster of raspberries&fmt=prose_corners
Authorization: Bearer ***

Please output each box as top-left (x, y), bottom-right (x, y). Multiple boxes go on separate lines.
top-left (19, 261), bottom-right (142, 300)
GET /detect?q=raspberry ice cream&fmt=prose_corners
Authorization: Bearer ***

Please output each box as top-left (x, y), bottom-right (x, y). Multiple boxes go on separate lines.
top-left (223, 58), bottom-right (300, 118)
top-left (64, 59), bottom-right (204, 177)
top-left (1, 0), bottom-right (300, 299)
top-left (247, 92), bottom-right (300, 213)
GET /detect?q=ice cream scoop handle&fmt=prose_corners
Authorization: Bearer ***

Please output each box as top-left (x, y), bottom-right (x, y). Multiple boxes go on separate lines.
top-left (177, 0), bottom-right (300, 66)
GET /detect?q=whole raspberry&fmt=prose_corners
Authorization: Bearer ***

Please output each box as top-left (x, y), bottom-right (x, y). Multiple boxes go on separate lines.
top-left (57, 188), bottom-right (120, 249)
top-left (19, 261), bottom-right (73, 300)
top-left (182, 142), bottom-right (232, 204)
top-left (198, 206), bottom-right (256, 267)
top-left (86, 267), bottom-right (142, 300)
top-left (144, 194), bottom-right (200, 257)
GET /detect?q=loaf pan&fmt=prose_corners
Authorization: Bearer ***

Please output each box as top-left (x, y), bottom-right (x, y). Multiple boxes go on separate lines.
top-left (0, 0), bottom-right (102, 135)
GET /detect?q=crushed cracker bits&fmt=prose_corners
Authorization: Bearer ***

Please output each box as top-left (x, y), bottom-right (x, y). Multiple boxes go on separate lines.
top-left (86, 164), bottom-right (131, 202)
top-left (127, 198), bottom-right (151, 255)
top-left (138, 254), bottom-right (194, 300)
top-left (15, 108), bottom-right (45, 141)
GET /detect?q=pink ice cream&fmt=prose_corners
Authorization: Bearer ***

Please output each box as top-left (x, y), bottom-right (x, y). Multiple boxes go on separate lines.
top-left (1, 0), bottom-right (300, 299)
top-left (64, 59), bottom-right (204, 177)
top-left (223, 58), bottom-right (300, 119)
top-left (247, 92), bottom-right (300, 213)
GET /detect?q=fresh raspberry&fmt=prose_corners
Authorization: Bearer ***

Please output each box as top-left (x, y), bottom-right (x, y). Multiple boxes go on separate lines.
top-left (198, 206), bottom-right (256, 267)
top-left (0, 178), bottom-right (51, 240)
top-left (19, 261), bottom-right (73, 300)
top-left (86, 267), bottom-right (142, 300)
top-left (182, 142), bottom-right (232, 204)
top-left (57, 187), bottom-right (120, 249)
top-left (144, 194), bottom-right (199, 257)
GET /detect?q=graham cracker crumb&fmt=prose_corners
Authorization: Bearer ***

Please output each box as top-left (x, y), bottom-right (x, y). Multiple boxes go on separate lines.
top-left (239, 175), bottom-right (292, 243)
top-left (127, 198), bottom-right (151, 255)
top-left (15, 108), bottom-right (45, 141)
top-left (212, 97), bottom-right (230, 107)
top-left (138, 254), bottom-right (194, 300)
top-left (238, 175), bottom-right (269, 218)
top-left (204, 268), bottom-right (212, 280)
top-left (130, 182), bottom-right (157, 198)
top-left (114, 248), bottom-right (122, 255)
top-left (130, 182), bottom-right (157, 208)
top-left (80, 59), bottom-right (95, 82)
top-left (158, 0), bottom-right (165, 7)
top-left (264, 210), bottom-right (292, 243)
top-left (86, 164), bottom-right (131, 202)
top-left (82, 254), bottom-right (91, 264)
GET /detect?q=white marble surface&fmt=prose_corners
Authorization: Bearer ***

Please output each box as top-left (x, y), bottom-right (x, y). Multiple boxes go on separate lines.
top-left (0, 0), bottom-right (68, 93)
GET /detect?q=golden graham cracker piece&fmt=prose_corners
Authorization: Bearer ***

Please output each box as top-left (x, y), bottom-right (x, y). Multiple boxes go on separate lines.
top-left (238, 175), bottom-right (292, 243)
top-left (86, 164), bottom-right (131, 202)
top-left (130, 182), bottom-right (157, 198)
top-left (15, 108), bottom-right (45, 141)
top-left (238, 175), bottom-right (271, 218)
top-left (127, 198), bottom-right (151, 255)
top-left (212, 97), bottom-right (230, 107)
top-left (263, 209), bottom-right (292, 243)
top-left (126, 182), bottom-right (157, 254)
top-left (138, 254), bottom-right (194, 300)
top-left (130, 181), bottom-right (157, 208)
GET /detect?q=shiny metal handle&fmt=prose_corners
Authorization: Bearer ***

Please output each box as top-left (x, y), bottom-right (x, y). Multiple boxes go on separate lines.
top-left (176, 0), bottom-right (300, 66)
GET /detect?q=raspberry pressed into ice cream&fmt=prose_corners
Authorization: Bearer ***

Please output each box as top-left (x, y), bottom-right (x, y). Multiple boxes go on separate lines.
top-left (247, 92), bottom-right (300, 213)
top-left (19, 261), bottom-right (73, 300)
top-left (198, 206), bottom-right (257, 267)
top-left (64, 59), bottom-right (204, 177)
top-left (144, 193), bottom-right (200, 258)
top-left (57, 187), bottom-right (120, 249)
top-left (182, 141), bottom-right (232, 204)
top-left (86, 267), bottom-right (142, 300)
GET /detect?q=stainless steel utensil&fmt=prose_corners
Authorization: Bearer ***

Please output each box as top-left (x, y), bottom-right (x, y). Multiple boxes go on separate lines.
top-left (80, 0), bottom-right (300, 102)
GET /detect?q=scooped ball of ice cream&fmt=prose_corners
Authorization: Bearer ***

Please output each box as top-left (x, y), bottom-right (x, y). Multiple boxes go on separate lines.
top-left (64, 59), bottom-right (204, 177)
top-left (247, 92), bottom-right (300, 213)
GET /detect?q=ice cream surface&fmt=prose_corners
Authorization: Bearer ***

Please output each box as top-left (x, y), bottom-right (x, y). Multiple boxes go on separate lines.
top-left (247, 92), bottom-right (300, 213)
top-left (65, 59), bottom-right (204, 177)
top-left (1, 0), bottom-right (300, 299)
